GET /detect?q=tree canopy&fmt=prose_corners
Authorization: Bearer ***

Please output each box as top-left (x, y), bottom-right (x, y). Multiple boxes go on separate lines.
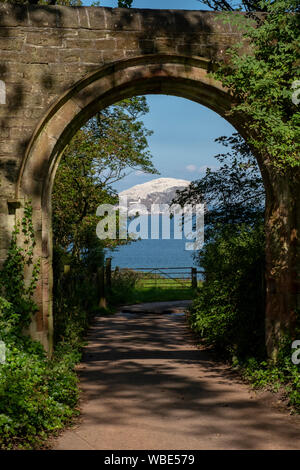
top-left (52, 97), bottom-right (157, 261)
top-left (173, 133), bottom-right (265, 239)
top-left (212, 0), bottom-right (300, 171)
top-left (199, 0), bottom-right (267, 11)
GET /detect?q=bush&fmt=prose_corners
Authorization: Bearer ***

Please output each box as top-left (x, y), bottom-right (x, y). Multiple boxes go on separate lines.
top-left (108, 269), bottom-right (141, 305)
top-left (189, 223), bottom-right (266, 358)
top-left (52, 245), bottom-right (102, 346)
top-left (241, 349), bottom-right (300, 412)
top-left (0, 203), bottom-right (87, 449)
top-left (189, 222), bottom-right (300, 412)
top-left (0, 290), bottom-right (84, 449)
top-left (0, 331), bottom-right (79, 449)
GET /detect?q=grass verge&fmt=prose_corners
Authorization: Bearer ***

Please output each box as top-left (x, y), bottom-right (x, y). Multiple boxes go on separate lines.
top-left (108, 276), bottom-right (197, 305)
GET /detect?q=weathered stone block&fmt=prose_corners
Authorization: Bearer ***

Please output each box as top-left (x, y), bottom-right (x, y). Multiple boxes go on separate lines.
top-left (114, 33), bottom-right (139, 50)
top-left (58, 49), bottom-right (80, 64)
top-left (85, 7), bottom-right (107, 30)
top-left (139, 9), bottom-right (176, 35)
top-left (177, 43), bottom-right (204, 57)
top-left (22, 45), bottom-right (59, 64)
top-left (26, 31), bottom-right (63, 47)
top-left (139, 39), bottom-right (157, 54)
top-left (0, 127), bottom-right (9, 139)
top-left (28, 6), bottom-right (61, 29)
top-left (55, 6), bottom-right (80, 29)
top-left (0, 38), bottom-right (23, 50)
top-left (0, 4), bottom-right (29, 27)
top-left (101, 50), bottom-right (125, 63)
top-left (78, 30), bottom-right (107, 40)
top-left (106, 8), bottom-right (142, 32)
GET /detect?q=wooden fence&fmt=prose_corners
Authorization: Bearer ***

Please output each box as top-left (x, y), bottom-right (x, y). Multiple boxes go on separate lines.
top-left (62, 258), bottom-right (203, 308)
top-left (115, 266), bottom-right (201, 290)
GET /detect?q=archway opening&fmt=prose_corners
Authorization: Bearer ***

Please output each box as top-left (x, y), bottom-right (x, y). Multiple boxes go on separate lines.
top-left (16, 55), bottom-right (267, 353)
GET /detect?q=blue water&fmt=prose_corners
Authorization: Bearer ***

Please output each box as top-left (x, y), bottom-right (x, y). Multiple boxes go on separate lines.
top-left (105, 215), bottom-right (198, 270)
top-left (107, 238), bottom-right (197, 270)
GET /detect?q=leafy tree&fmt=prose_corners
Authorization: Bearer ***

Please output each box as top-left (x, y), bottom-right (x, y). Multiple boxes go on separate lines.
top-left (52, 97), bottom-right (157, 261)
top-left (198, 0), bottom-right (267, 11)
top-left (173, 133), bottom-right (265, 238)
top-left (212, 0), bottom-right (300, 170)
top-left (174, 134), bottom-right (266, 358)
top-left (52, 96), bottom-right (156, 345)
top-left (189, 223), bottom-right (266, 358)
top-left (118, 0), bottom-right (133, 7)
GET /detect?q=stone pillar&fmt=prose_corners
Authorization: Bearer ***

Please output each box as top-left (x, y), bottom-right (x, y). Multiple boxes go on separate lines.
top-left (265, 170), bottom-right (300, 359)
top-left (27, 198), bottom-right (53, 355)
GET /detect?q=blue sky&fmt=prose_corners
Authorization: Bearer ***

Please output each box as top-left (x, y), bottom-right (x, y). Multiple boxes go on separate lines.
top-left (82, 1), bottom-right (235, 192)
top-left (116, 96), bottom-right (235, 192)
top-left (83, 1), bottom-right (210, 10)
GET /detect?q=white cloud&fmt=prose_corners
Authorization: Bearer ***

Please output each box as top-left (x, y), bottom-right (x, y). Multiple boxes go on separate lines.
top-left (186, 164), bottom-right (220, 174)
top-left (186, 164), bottom-right (197, 172)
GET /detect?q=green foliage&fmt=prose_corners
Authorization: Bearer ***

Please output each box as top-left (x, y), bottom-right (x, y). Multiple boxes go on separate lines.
top-left (213, 0), bottom-right (300, 170)
top-left (0, 202), bottom-right (40, 333)
top-left (52, 249), bottom-right (101, 346)
top-left (187, 0), bottom-right (300, 411)
top-left (0, 205), bottom-right (83, 449)
top-left (241, 331), bottom-right (300, 412)
top-left (0, 338), bottom-right (79, 449)
top-left (189, 223), bottom-right (266, 357)
top-left (108, 269), bottom-right (195, 305)
top-left (122, 286), bottom-right (194, 304)
top-left (52, 98), bottom-right (157, 260)
top-left (198, 0), bottom-right (268, 11)
top-left (173, 133), bottom-right (265, 237)
top-left (175, 129), bottom-right (266, 356)
top-left (118, 0), bottom-right (133, 7)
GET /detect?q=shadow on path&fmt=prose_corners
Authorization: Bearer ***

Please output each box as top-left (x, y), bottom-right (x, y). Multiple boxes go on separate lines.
top-left (53, 304), bottom-right (300, 450)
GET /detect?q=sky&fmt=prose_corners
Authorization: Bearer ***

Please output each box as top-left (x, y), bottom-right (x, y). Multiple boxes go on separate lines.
top-left (116, 96), bottom-right (235, 192)
top-left (82, 0), bottom-right (236, 192)
top-left (83, 1), bottom-right (211, 10)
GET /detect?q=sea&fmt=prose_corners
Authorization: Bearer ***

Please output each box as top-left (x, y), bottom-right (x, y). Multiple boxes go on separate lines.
top-left (105, 214), bottom-right (199, 271)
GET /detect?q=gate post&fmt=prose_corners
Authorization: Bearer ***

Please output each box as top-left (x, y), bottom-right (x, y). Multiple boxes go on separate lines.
top-left (191, 268), bottom-right (198, 289)
top-left (98, 266), bottom-right (106, 309)
top-left (105, 257), bottom-right (112, 291)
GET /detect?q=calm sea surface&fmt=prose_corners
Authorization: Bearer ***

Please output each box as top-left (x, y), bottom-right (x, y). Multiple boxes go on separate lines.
top-left (106, 238), bottom-right (197, 270)
top-left (105, 215), bottom-right (198, 270)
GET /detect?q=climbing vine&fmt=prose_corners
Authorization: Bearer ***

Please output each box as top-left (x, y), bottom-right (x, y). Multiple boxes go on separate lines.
top-left (0, 201), bottom-right (81, 450)
top-left (0, 201), bottom-right (40, 332)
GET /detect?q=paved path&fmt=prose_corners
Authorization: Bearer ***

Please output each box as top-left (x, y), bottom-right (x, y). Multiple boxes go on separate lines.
top-left (53, 303), bottom-right (300, 450)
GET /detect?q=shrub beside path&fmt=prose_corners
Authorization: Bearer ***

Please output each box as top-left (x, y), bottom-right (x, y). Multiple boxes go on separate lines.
top-left (52, 302), bottom-right (300, 450)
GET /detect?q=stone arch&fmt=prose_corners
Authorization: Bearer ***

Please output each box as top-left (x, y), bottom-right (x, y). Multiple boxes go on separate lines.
top-left (17, 54), bottom-right (246, 199)
top-left (17, 54), bottom-right (248, 351)
top-left (16, 53), bottom-right (293, 357)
